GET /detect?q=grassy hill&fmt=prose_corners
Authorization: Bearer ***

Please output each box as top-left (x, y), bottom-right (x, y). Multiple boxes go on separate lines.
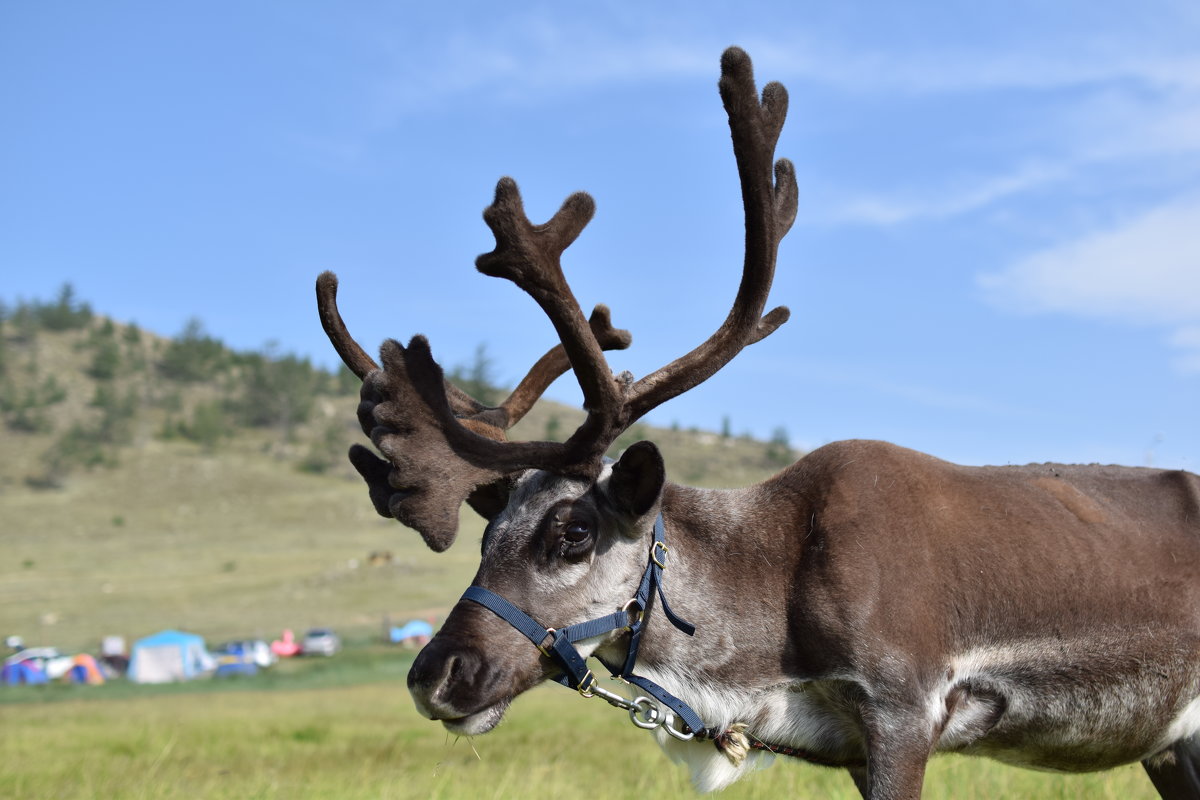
top-left (0, 289), bottom-right (799, 653)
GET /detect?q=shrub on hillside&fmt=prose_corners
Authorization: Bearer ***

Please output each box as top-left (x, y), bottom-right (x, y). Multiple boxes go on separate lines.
top-left (158, 318), bottom-right (230, 382)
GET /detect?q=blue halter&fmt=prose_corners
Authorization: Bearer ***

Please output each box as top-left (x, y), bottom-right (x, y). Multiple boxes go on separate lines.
top-left (460, 514), bottom-right (706, 737)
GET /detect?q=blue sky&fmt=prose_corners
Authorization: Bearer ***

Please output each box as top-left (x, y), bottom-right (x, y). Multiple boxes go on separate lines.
top-left (3, 2), bottom-right (1197, 470)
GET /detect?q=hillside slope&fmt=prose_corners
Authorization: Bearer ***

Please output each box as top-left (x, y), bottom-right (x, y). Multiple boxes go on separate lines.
top-left (0, 297), bottom-right (800, 652)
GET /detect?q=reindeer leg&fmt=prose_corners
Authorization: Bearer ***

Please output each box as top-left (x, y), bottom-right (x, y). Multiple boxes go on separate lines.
top-left (1143, 736), bottom-right (1200, 800)
top-left (856, 702), bottom-right (934, 800)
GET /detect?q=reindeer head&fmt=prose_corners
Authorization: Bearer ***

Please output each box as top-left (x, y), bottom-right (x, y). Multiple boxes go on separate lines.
top-left (316, 47), bottom-right (796, 736)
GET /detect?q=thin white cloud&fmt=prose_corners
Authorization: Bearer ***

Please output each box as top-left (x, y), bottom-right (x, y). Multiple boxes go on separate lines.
top-left (360, 9), bottom-right (1200, 113)
top-left (824, 85), bottom-right (1200, 227)
top-left (1061, 87), bottom-right (1200, 164)
top-left (771, 47), bottom-right (1200, 96)
top-left (367, 21), bottom-right (713, 119)
top-left (868, 376), bottom-right (1024, 416)
top-left (979, 197), bottom-right (1200, 373)
top-left (435, 19), bottom-right (1200, 102)
top-left (830, 162), bottom-right (1069, 226)
top-left (767, 355), bottom-right (1025, 417)
top-left (979, 198), bottom-right (1200, 321)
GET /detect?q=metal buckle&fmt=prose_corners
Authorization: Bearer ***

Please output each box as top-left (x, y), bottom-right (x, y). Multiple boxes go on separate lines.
top-left (621, 598), bottom-right (644, 629)
top-left (537, 627), bottom-right (557, 658)
top-left (576, 670), bottom-right (597, 698)
top-left (651, 541), bottom-right (669, 569)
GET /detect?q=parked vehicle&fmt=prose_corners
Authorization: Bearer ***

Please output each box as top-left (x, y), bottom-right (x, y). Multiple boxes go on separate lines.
top-left (4, 647), bottom-right (74, 680)
top-left (302, 628), bottom-right (340, 657)
top-left (217, 639), bottom-right (277, 669)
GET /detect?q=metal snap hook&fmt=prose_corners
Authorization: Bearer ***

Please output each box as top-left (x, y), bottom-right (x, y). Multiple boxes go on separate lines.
top-left (588, 681), bottom-right (634, 711)
top-left (662, 710), bottom-right (696, 741)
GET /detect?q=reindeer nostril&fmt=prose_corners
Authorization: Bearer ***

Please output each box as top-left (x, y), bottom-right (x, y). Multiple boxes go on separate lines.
top-left (411, 645), bottom-right (470, 697)
top-left (407, 638), bottom-right (501, 723)
top-left (444, 654), bottom-right (462, 686)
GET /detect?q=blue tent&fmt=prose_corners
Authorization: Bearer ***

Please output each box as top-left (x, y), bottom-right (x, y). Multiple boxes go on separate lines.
top-left (127, 630), bottom-right (215, 684)
top-left (2, 661), bottom-right (48, 685)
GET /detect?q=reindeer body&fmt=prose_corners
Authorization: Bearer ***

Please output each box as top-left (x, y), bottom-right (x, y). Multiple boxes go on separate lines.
top-left (605, 439), bottom-right (1200, 791)
top-left (317, 47), bottom-right (1200, 799)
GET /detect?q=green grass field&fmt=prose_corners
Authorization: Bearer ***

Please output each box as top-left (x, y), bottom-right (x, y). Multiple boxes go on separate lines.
top-left (1, 663), bottom-right (1158, 800)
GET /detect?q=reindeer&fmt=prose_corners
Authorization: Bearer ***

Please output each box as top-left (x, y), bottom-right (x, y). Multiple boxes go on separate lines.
top-left (316, 48), bottom-right (1200, 799)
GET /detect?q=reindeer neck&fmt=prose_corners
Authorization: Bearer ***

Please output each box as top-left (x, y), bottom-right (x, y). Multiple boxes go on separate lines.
top-left (632, 478), bottom-right (810, 682)
top-left (660, 475), bottom-right (811, 578)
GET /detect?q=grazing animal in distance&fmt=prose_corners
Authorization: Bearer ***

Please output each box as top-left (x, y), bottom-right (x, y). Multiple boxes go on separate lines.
top-left (316, 47), bottom-right (1200, 799)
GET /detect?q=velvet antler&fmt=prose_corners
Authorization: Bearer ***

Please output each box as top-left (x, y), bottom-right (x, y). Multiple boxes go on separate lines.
top-left (318, 46), bottom-right (795, 550)
top-left (457, 45), bottom-right (796, 465)
top-left (316, 272), bottom-right (631, 550)
top-left (623, 46), bottom-right (796, 419)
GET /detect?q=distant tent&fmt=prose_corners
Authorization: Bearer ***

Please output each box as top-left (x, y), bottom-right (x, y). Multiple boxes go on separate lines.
top-left (64, 654), bottom-right (105, 685)
top-left (2, 661), bottom-right (48, 685)
top-left (127, 630), bottom-right (216, 684)
top-left (389, 619), bottom-right (434, 645)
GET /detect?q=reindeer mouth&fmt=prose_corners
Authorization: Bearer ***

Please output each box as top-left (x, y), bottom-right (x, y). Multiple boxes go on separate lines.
top-left (439, 699), bottom-right (511, 736)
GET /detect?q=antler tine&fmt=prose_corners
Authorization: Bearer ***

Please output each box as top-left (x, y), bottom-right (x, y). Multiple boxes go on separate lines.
top-left (494, 304), bottom-right (632, 428)
top-left (426, 302), bottom-right (633, 442)
top-left (316, 271), bottom-right (380, 380)
top-left (318, 271), bottom-right (495, 420)
top-left (476, 178), bottom-right (625, 419)
top-left (357, 338), bottom-right (513, 551)
top-left (624, 46), bottom-right (797, 421)
top-left (409, 301), bottom-right (634, 438)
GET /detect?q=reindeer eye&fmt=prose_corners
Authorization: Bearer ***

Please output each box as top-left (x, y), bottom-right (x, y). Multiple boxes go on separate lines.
top-left (563, 519), bottom-right (590, 543)
top-left (547, 504), bottom-right (596, 561)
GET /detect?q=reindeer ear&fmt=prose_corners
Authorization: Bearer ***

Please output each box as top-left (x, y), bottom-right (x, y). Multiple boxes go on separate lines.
top-left (609, 441), bottom-right (665, 517)
top-left (465, 478), bottom-right (513, 521)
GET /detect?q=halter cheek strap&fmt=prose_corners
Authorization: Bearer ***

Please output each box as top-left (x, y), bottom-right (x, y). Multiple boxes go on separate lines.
top-left (460, 514), bottom-right (706, 737)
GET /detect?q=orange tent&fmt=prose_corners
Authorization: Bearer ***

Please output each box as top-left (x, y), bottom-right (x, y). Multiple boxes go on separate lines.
top-left (63, 653), bottom-right (105, 685)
